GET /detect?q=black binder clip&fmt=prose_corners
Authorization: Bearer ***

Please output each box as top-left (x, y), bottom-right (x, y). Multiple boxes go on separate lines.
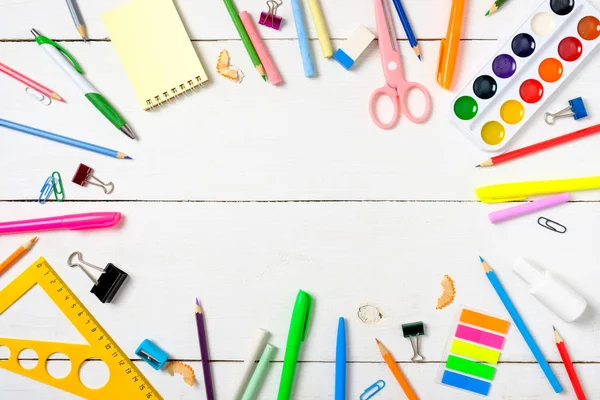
top-left (68, 251), bottom-right (128, 303)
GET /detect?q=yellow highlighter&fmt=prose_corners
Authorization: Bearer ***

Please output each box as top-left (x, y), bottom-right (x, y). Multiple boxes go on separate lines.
top-left (308, 0), bottom-right (333, 58)
top-left (476, 175), bottom-right (600, 203)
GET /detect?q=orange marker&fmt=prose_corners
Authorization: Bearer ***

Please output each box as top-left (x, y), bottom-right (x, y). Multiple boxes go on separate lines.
top-left (375, 339), bottom-right (418, 400)
top-left (0, 237), bottom-right (38, 276)
top-left (436, 0), bottom-right (466, 90)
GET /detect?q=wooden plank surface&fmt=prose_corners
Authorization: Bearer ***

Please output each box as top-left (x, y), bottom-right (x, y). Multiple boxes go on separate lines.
top-left (1, 0), bottom-right (600, 398)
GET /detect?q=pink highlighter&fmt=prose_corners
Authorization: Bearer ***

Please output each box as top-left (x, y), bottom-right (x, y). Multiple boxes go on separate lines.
top-left (0, 212), bottom-right (122, 234)
top-left (488, 193), bottom-right (569, 223)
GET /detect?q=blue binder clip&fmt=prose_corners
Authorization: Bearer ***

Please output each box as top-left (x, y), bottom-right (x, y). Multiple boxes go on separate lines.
top-left (544, 97), bottom-right (588, 125)
top-left (360, 379), bottom-right (386, 400)
top-left (135, 339), bottom-right (169, 370)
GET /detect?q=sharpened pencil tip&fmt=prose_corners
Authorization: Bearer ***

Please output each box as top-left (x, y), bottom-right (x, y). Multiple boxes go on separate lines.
top-left (479, 256), bottom-right (484, 262)
top-left (375, 338), bottom-right (380, 344)
top-left (553, 325), bottom-right (557, 331)
top-left (485, 10), bottom-right (490, 16)
top-left (31, 236), bottom-right (38, 243)
top-left (196, 297), bottom-right (199, 305)
top-left (475, 165), bottom-right (481, 168)
top-left (125, 156), bottom-right (132, 160)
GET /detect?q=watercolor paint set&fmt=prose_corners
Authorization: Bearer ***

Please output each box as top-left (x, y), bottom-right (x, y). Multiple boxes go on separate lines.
top-left (451, 0), bottom-right (600, 151)
top-left (437, 307), bottom-right (510, 396)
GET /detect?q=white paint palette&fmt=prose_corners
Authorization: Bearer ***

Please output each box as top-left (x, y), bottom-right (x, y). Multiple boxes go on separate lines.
top-left (451, 0), bottom-right (600, 152)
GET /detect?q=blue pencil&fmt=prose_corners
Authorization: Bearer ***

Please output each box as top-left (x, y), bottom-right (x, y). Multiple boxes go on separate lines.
top-left (480, 257), bottom-right (562, 393)
top-left (0, 118), bottom-right (131, 159)
top-left (391, 0), bottom-right (421, 61)
top-left (335, 317), bottom-right (346, 400)
top-left (291, 0), bottom-right (315, 77)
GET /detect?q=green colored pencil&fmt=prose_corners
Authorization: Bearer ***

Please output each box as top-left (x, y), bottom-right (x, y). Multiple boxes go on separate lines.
top-left (485, 0), bottom-right (508, 16)
top-left (222, 0), bottom-right (266, 81)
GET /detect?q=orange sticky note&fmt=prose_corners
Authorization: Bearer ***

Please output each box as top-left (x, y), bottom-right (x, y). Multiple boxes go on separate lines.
top-left (460, 309), bottom-right (510, 334)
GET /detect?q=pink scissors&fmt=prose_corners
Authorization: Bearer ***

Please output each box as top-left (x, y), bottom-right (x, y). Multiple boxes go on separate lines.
top-left (369, 0), bottom-right (432, 129)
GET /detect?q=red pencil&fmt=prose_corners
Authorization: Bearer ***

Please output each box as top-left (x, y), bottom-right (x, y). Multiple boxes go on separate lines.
top-left (477, 124), bottom-right (600, 167)
top-left (554, 327), bottom-right (586, 400)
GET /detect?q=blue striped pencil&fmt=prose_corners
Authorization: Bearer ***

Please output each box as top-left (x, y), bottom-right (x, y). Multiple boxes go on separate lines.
top-left (391, 0), bottom-right (421, 61)
top-left (0, 118), bottom-right (131, 159)
top-left (480, 257), bottom-right (563, 393)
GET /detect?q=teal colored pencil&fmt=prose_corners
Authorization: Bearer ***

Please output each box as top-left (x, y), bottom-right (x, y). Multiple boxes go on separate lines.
top-left (480, 257), bottom-right (562, 393)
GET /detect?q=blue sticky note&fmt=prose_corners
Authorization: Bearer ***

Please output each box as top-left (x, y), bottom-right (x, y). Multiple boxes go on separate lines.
top-left (441, 370), bottom-right (491, 395)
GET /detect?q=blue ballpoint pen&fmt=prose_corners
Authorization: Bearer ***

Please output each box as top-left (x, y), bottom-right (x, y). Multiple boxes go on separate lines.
top-left (390, 0), bottom-right (421, 60)
top-left (335, 317), bottom-right (346, 400)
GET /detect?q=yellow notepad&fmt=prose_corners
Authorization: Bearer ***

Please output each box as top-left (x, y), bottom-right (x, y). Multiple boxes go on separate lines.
top-left (102, 0), bottom-right (208, 110)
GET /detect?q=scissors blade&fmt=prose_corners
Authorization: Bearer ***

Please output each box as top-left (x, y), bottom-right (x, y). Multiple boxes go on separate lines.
top-left (381, 0), bottom-right (398, 53)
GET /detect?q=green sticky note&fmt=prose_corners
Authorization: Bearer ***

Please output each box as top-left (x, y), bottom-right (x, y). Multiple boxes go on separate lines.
top-left (446, 355), bottom-right (496, 380)
top-left (450, 339), bottom-right (501, 364)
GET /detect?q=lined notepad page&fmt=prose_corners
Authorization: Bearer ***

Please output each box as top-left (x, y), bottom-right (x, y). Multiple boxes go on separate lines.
top-left (102, 0), bottom-right (208, 110)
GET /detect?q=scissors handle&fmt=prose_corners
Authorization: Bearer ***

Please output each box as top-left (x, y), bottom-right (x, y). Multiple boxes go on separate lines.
top-left (369, 85), bottom-right (400, 130)
top-left (398, 81), bottom-right (432, 123)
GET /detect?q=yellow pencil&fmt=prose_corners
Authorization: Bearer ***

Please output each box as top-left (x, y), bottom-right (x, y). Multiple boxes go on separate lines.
top-left (376, 339), bottom-right (418, 400)
top-left (0, 237), bottom-right (38, 276)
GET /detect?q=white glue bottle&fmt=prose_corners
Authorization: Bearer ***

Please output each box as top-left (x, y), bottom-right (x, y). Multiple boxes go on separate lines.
top-left (513, 258), bottom-right (587, 322)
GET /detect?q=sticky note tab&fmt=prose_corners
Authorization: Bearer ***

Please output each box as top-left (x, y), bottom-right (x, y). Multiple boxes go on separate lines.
top-left (442, 370), bottom-right (492, 395)
top-left (450, 339), bottom-right (501, 364)
top-left (445, 355), bottom-right (496, 380)
top-left (455, 324), bottom-right (505, 349)
top-left (460, 308), bottom-right (510, 334)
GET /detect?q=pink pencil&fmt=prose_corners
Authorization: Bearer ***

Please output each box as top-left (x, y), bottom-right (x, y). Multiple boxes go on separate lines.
top-left (0, 62), bottom-right (65, 102)
top-left (239, 11), bottom-right (282, 85)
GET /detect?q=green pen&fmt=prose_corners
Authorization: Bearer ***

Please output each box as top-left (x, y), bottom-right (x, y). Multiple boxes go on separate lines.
top-left (31, 29), bottom-right (136, 139)
top-left (277, 290), bottom-right (313, 400)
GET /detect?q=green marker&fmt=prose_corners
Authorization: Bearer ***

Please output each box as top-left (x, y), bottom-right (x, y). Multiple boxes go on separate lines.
top-left (277, 290), bottom-right (312, 400)
top-left (31, 28), bottom-right (136, 139)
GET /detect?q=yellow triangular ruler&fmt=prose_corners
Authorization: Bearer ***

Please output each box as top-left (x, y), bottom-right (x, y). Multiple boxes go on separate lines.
top-left (0, 257), bottom-right (163, 399)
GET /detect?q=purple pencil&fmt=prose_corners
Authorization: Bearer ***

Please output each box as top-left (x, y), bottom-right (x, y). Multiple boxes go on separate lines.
top-left (196, 298), bottom-right (215, 400)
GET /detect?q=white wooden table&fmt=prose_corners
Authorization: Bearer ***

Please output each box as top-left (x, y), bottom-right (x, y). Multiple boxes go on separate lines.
top-left (1, 0), bottom-right (599, 398)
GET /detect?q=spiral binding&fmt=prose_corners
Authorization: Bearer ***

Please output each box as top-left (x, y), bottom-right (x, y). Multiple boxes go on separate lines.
top-left (144, 76), bottom-right (205, 111)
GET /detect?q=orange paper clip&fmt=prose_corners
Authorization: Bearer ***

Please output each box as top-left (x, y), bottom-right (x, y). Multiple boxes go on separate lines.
top-left (436, 0), bottom-right (466, 90)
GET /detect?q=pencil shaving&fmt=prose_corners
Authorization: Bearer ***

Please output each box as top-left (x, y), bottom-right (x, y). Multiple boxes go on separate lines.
top-left (436, 274), bottom-right (455, 310)
top-left (166, 361), bottom-right (195, 386)
top-left (217, 50), bottom-right (244, 83)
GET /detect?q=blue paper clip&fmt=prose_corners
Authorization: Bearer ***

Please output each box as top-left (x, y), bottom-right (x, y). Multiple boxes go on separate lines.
top-left (135, 339), bottom-right (169, 370)
top-left (545, 97), bottom-right (588, 125)
top-left (52, 171), bottom-right (64, 202)
top-left (360, 379), bottom-right (385, 400)
top-left (38, 176), bottom-right (55, 204)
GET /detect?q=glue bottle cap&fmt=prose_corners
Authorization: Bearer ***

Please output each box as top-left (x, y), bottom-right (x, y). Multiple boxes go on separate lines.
top-left (513, 258), bottom-right (543, 287)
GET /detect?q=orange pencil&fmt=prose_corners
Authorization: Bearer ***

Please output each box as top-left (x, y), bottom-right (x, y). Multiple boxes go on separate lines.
top-left (376, 339), bottom-right (418, 400)
top-left (0, 237), bottom-right (38, 276)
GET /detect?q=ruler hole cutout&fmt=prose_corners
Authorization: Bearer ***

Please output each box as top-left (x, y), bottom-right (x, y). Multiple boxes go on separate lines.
top-left (79, 358), bottom-right (110, 389)
top-left (46, 353), bottom-right (71, 379)
top-left (18, 348), bottom-right (38, 369)
top-left (0, 345), bottom-right (9, 361)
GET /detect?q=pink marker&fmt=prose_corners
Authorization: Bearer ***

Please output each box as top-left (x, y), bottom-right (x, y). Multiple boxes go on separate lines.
top-left (239, 11), bottom-right (282, 85)
top-left (488, 193), bottom-right (569, 223)
top-left (0, 212), bottom-right (122, 234)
